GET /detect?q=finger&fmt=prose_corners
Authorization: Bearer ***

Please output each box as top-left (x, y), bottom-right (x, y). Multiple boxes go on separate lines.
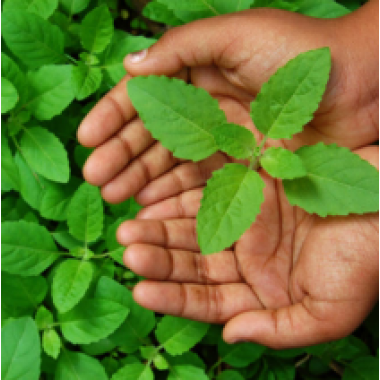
top-left (137, 188), bottom-right (202, 220)
top-left (124, 243), bottom-right (242, 284)
top-left (136, 152), bottom-right (230, 205)
top-left (83, 118), bottom-right (154, 186)
top-left (101, 142), bottom-right (179, 204)
top-left (78, 76), bottom-right (135, 148)
top-left (132, 280), bottom-right (262, 323)
top-left (117, 219), bottom-right (199, 251)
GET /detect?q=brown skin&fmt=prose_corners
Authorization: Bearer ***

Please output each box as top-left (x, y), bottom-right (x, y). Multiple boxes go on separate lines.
top-left (78, 2), bottom-right (379, 349)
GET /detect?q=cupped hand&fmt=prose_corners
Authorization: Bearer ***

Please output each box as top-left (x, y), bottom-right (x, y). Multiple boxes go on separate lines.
top-left (77, 2), bottom-right (379, 206)
top-left (117, 146), bottom-right (379, 349)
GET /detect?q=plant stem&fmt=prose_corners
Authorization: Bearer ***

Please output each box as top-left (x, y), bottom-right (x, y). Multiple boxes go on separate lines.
top-left (65, 54), bottom-right (79, 64)
top-left (329, 360), bottom-right (344, 376)
top-left (295, 354), bottom-right (311, 368)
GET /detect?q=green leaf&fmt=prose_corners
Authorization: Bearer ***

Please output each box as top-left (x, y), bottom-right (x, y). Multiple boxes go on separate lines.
top-left (298, 0), bottom-right (350, 18)
top-left (155, 315), bottom-right (210, 355)
top-left (52, 259), bottom-right (94, 313)
top-left (250, 48), bottom-right (331, 139)
top-left (111, 362), bottom-right (154, 380)
top-left (211, 0), bottom-right (255, 13)
top-left (55, 350), bottom-right (108, 380)
top-left (143, 1), bottom-right (183, 25)
top-left (168, 365), bottom-right (209, 380)
top-left (2, 11), bottom-right (65, 68)
top-left (59, 0), bottom-right (91, 15)
top-left (218, 340), bottom-right (266, 367)
top-left (2, 221), bottom-right (60, 276)
top-left (43, 329), bottom-right (61, 359)
top-left (35, 306), bottom-right (54, 329)
top-left (72, 63), bottom-right (102, 101)
top-left (67, 182), bottom-right (104, 244)
top-left (260, 147), bottom-right (307, 179)
top-left (20, 127), bottom-right (70, 183)
top-left (3, 0), bottom-right (59, 19)
top-left (283, 143), bottom-right (379, 216)
top-left (80, 4), bottom-right (114, 54)
top-left (266, 357), bottom-right (296, 380)
top-left (128, 76), bottom-right (227, 161)
top-left (27, 65), bottom-right (75, 120)
top-left (212, 123), bottom-right (256, 159)
top-left (1, 317), bottom-right (40, 380)
top-left (217, 370), bottom-right (245, 380)
top-left (157, 0), bottom-right (217, 12)
top-left (59, 298), bottom-right (129, 344)
top-left (197, 163), bottom-right (265, 254)
top-left (1, 78), bottom-right (19, 114)
top-left (1, 132), bottom-right (20, 192)
top-left (343, 356), bottom-right (379, 380)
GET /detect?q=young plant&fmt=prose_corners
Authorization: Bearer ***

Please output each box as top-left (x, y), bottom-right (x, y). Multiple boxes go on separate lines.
top-left (127, 47), bottom-right (379, 255)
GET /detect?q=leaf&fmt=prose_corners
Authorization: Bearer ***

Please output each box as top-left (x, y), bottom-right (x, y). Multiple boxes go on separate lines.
top-left (59, 0), bottom-right (91, 15)
top-left (72, 63), bottom-right (102, 101)
top-left (218, 340), bottom-right (266, 367)
top-left (59, 298), bottom-right (129, 344)
top-left (1, 132), bottom-right (20, 192)
top-left (260, 147), bottom-right (307, 179)
top-left (43, 329), bottom-right (61, 359)
top-left (1, 317), bottom-right (40, 380)
top-left (211, 0), bottom-right (255, 13)
top-left (343, 356), bottom-right (379, 380)
top-left (3, 0), bottom-right (59, 19)
top-left (155, 315), bottom-right (210, 355)
top-left (111, 362), bottom-right (154, 380)
top-left (157, 0), bottom-right (218, 12)
top-left (2, 10), bottom-right (65, 68)
top-left (27, 64), bottom-right (75, 120)
top-left (212, 123), bottom-right (256, 159)
top-left (168, 365), bottom-right (209, 380)
top-left (197, 163), bottom-right (265, 254)
top-left (217, 370), bottom-right (245, 380)
top-left (250, 48), bottom-right (331, 139)
top-left (80, 4), bottom-right (114, 54)
top-left (143, 1), bottom-right (183, 25)
top-left (35, 306), bottom-right (54, 329)
top-left (2, 220), bottom-right (60, 276)
top-left (67, 182), bottom-right (104, 244)
top-left (2, 78), bottom-right (19, 114)
top-left (283, 143), bottom-right (379, 216)
top-left (52, 259), bottom-right (94, 313)
top-left (298, 0), bottom-right (350, 18)
top-left (55, 350), bottom-right (108, 380)
top-left (128, 76), bottom-right (227, 161)
top-left (20, 127), bottom-right (70, 183)
top-left (266, 357), bottom-right (296, 380)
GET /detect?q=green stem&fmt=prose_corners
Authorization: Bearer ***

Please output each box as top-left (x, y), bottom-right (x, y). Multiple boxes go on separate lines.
top-left (65, 54), bottom-right (79, 65)
top-left (329, 360), bottom-right (344, 376)
top-left (295, 354), bottom-right (311, 368)
top-left (207, 357), bottom-right (223, 378)
top-left (92, 252), bottom-right (111, 259)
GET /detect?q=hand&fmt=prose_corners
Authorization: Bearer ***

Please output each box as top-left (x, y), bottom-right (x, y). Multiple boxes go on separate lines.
top-left (78, 2), bottom-right (379, 206)
top-left (117, 146), bottom-right (379, 349)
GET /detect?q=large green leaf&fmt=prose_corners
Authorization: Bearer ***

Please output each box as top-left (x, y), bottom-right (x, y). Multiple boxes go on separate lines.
top-left (142, 1), bottom-right (183, 26)
top-left (72, 63), bottom-right (102, 101)
top-left (67, 182), bottom-right (104, 244)
top-left (283, 143), bottom-right (379, 216)
top-left (27, 65), bottom-right (75, 120)
top-left (342, 356), bottom-right (379, 380)
top-left (59, 299), bottom-right (129, 344)
top-left (1, 78), bottom-right (19, 114)
top-left (217, 370), bottom-right (245, 380)
top-left (1, 317), bottom-right (40, 380)
top-left (80, 4), bottom-right (114, 54)
top-left (298, 0), bottom-right (350, 18)
top-left (1, 132), bottom-right (20, 192)
top-left (2, 10), bottom-right (65, 68)
top-left (59, 0), bottom-right (91, 15)
top-left (2, 221), bottom-right (60, 276)
top-left (55, 350), bottom-right (108, 380)
top-left (52, 259), bottom-right (94, 313)
top-left (20, 127), bottom-right (70, 183)
top-left (250, 48), bottom-right (331, 139)
top-left (155, 315), bottom-right (210, 355)
top-left (197, 163), bottom-right (265, 254)
top-left (168, 365), bottom-right (209, 380)
top-left (3, 0), bottom-right (59, 19)
top-left (128, 76), bottom-right (227, 161)
top-left (111, 362), bottom-right (154, 380)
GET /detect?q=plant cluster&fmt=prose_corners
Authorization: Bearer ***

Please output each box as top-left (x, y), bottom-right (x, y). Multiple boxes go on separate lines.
top-left (1, 0), bottom-right (378, 380)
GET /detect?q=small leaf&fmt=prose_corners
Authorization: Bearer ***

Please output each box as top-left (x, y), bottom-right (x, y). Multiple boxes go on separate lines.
top-left (111, 362), bottom-right (154, 380)
top-left (155, 315), bottom-right (210, 356)
top-left (43, 329), bottom-right (61, 359)
top-left (298, 0), bottom-right (350, 18)
top-left (250, 48), bottom-right (331, 139)
top-left (27, 64), bottom-right (75, 120)
top-left (59, 0), bottom-right (91, 15)
top-left (260, 147), bottom-right (307, 179)
top-left (59, 298), bottom-right (129, 344)
top-left (2, 221), bottom-right (60, 276)
top-left (52, 259), bottom-right (94, 313)
top-left (20, 127), bottom-right (70, 183)
top-left (217, 370), bottom-right (245, 380)
top-left (80, 4), bottom-right (114, 53)
top-left (168, 365), bottom-right (209, 380)
top-left (1, 78), bottom-right (19, 114)
top-left (212, 123), bottom-right (256, 159)
top-left (67, 182), bottom-right (104, 244)
top-left (197, 163), bottom-right (265, 254)
top-left (128, 76), bottom-right (227, 161)
top-left (2, 10), bottom-right (65, 68)
top-left (35, 306), bottom-right (54, 329)
top-left (342, 356), bottom-right (379, 380)
top-left (1, 132), bottom-right (20, 192)
top-left (3, 0), bottom-right (59, 19)
top-left (72, 63), bottom-right (102, 101)
top-left (283, 143), bottom-right (379, 216)
top-left (266, 357), bottom-right (295, 380)
top-left (143, 2), bottom-right (183, 25)
top-left (218, 340), bottom-right (266, 367)
top-left (1, 317), bottom-right (40, 380)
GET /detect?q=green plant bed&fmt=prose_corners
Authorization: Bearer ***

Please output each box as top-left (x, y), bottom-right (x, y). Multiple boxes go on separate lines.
top-left (1, 0), bottom-right (378, 379)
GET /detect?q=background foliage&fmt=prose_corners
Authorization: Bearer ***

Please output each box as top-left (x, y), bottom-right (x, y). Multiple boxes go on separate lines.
top-left (1, 0), bottom-right (378, 379)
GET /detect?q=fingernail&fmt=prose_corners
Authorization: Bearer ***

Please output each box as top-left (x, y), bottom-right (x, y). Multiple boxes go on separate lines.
top-left (127, 49), bottom-right (148, 63)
